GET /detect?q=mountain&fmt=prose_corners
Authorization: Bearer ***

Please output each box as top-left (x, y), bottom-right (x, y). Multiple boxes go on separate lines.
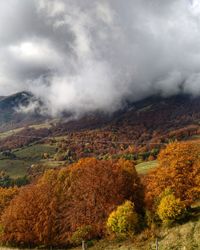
top-left (53, 94), bottom-right (200, 136)
top-left (0, 91), bottom-right (47, 132)
top-left (0, 92), bottom-right (200, 151)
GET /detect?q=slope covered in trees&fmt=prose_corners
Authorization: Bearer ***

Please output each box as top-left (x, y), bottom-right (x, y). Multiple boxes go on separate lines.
top-left (0, 94), bottom-right (200, 154)
top-left (0, 141), bottom-right (198, 248)
top-left (0, 94), bottom-right (199, 248)
top-left (0, 158), bottom-right (143, 246)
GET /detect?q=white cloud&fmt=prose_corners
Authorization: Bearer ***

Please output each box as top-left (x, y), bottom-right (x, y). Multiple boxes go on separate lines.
top-left (0, 0), bottom-right (200, 116)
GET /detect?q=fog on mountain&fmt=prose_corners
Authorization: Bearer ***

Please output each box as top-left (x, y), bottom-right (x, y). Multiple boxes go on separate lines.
top-left (0, 0), bottom-right (200, 116)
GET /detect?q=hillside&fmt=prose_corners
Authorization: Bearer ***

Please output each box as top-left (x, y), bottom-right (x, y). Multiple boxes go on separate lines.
top-left (0, 91), bottom-right (47, 132)
top-left (0, 93), bottom-right (200, 178)
top-left (0, 94), bottom-right (199, 249)
top-left (72, 218), bottom-right (200, 250)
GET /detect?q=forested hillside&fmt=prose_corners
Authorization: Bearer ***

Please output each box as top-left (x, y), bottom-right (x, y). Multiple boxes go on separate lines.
top-left (0, 94), bottom-right (199, 249)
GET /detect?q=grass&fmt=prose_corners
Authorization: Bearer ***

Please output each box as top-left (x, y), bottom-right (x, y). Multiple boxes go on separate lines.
top-left (0, 144), bottom-right (56, 178)
top-left (29, 122), bottom-right (53, 130)
top-left (71, 216), bottom-right (200, 250)
top-left (135, 160), bottom-right (158, 174)
top-left (0, 146), bottom-right (159, 178)
top-left (14, 144), bottom-right (56, 160)
top-left (0, 159), bottom-right (29, 178)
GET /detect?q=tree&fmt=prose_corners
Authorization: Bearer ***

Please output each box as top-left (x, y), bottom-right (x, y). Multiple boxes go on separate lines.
top-left (157, 194), bottom-right (186, 225)
top-left (71, 225), bottom-right (93, 245)
top-left (143, 142), bottom-right (200, 209)
top-left (106, 201), bottom-right (138, 238)
top-left (1, 176), bottom-right (62, 247)
top-left (1, 158), bottom-right (144, 246)
top-left (66, 158), bottom-right (144, 237)
top-left (0, 187), bottom-right (18, 217)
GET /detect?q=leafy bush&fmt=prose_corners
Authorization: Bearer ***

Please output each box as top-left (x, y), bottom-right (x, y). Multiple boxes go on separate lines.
top-left (106, 201), bottom-right (138, 238)
top-left (157, 194), bottom-right (186, 225)
top-left (71, 225), bottom-right (93, 245)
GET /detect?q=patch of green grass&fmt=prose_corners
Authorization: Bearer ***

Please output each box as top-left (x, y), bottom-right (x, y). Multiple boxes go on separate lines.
top-left (0, 144), bottom-right (56, 178)
top-left (39, 159), bottom-right (66, 170)
top-left (0, 159), bottom-right (29, 178)
top-left (14, 144), bottom-right (56, 160)
top-left (190, 134), bottom-right (200, 140)
top-left (136, 160), bottom-right (158, 174)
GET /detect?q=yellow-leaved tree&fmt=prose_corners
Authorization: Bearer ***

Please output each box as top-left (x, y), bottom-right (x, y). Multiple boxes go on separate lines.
top-left (157, 193), bottom-right (186, 225)
top-left (106, 201), bottom-right (138, 238)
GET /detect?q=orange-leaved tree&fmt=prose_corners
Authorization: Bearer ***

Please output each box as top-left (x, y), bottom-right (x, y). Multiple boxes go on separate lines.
top-left (66, 158), bottom-right (144, 237)
top-left (143, 141), bottom-right (200, 210)
top-left (0, 187), bottom-right (19, 217)
top-left (1, 171), bottom-right (65, 247)
top-left (1, 158), bottom-right (144, 246)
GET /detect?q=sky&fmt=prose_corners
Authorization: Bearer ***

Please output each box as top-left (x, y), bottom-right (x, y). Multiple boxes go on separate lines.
top-left (0, 0), bottom-right (200, 116)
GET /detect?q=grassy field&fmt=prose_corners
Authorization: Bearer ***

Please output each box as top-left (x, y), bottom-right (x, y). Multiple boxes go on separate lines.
top-left (71, 215), bottom-right (200, 250)
top-left (0, 144), bottom-right (56, 178)
top-left (135, 160), bottom-right (158, 174)
top-left (0, 147), bottom-right (158, 178)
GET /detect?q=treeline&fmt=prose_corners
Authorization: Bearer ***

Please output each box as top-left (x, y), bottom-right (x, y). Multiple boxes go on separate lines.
top-left (0, 142), bottom-right (199, 248)
top-left (0, 172), bottom-right (29, 188)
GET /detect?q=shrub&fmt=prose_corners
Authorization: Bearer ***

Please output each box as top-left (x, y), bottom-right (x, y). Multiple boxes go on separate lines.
top-left (71, 225), bottom-right (93, 245)
top-left (157, 194), bottom-right (186, 225)
top-left (106, 201), bottom-right (138, 238)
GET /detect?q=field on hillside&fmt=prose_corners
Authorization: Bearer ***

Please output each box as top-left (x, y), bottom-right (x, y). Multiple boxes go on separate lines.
top-left (135, 160), bottom-right (158, 174)
top-left (0, 149), bottom-right (158, 178)
top-left (0, 144), bottom-right (56, 178)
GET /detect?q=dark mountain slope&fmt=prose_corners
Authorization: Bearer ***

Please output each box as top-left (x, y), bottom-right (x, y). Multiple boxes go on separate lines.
top-left (0, 92), bottom-right (47, 132)
top-left (0, 93), bottom-right (200, 153)
top-left (54, 94), bottom-right (200, 134)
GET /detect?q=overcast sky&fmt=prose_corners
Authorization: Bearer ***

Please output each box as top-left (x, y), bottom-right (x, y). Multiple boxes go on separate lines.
top-left (1, 0), bottom-right (200, 116)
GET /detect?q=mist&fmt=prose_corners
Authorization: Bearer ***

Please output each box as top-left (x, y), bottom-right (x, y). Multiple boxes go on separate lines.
top-left (1, 0), bottom-right (200, 116)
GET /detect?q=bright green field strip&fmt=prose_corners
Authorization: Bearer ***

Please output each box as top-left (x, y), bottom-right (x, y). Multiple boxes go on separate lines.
top-left (14, 144), bottom-right (56, 160)
top-left (136, 160), bottom-right (158, 174)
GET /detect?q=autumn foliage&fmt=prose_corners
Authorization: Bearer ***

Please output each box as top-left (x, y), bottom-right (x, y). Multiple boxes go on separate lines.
top-left (1, 140), bottom-right (200, 247)
top-left (1, 158), bottom-right (144, 247)
top-left (143, 142), bottom-right (200, 209)
top-left (0, 187), bottom-right (18, 217)
top-left (106, 201), bottom-right (138, 238)
top-left (157, 193), bottom-right (186, 224)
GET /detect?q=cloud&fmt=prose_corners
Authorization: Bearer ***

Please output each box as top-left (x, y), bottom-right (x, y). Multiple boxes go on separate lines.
top-left (0, 0), bottom-right (200, 116)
